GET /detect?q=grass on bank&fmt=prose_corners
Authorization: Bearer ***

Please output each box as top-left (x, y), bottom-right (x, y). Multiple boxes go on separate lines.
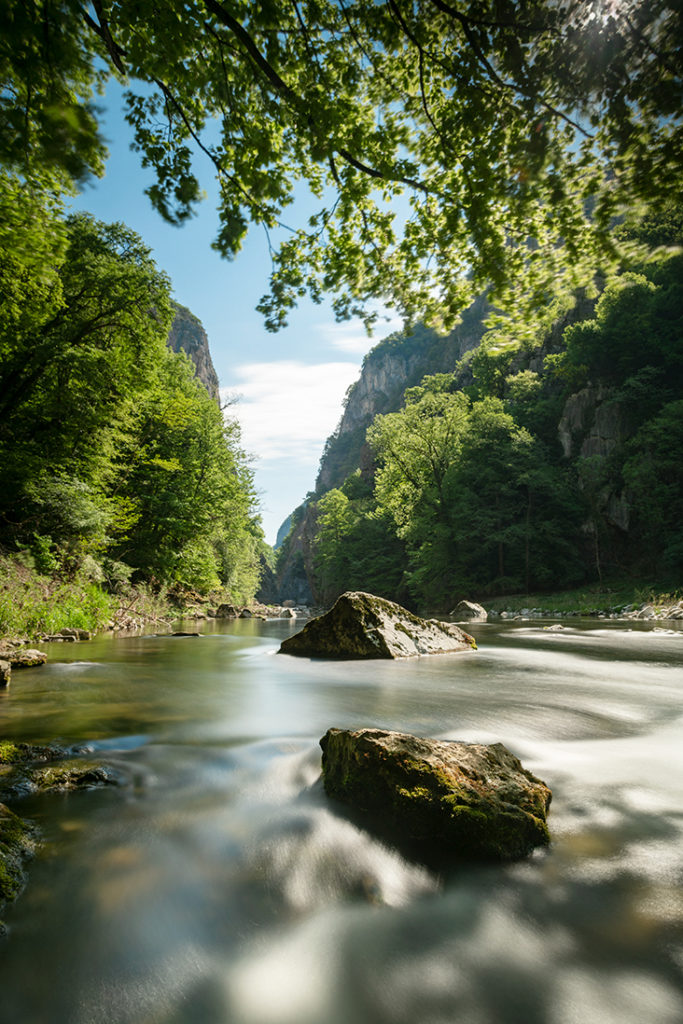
top-left (481, 579), bottom-right (681, 616)
top-left (0, 564), bottom-right (114, 638)
top-left (0, 554), bottom-right (173, 640)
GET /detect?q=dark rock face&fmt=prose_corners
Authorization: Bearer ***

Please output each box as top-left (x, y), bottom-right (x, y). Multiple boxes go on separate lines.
top-left (166, 302), bottom-right (220, 400)
top-left (0, 660), bottom-right (10, 687)
top-left (558, 384), bottom-right (630, 461)
top-left (320, 728), bottom-right (551, 861)
top-left (255, 554), bottom-right (279, 605)
top-left (558, 383), bottom-right (633, 535)
top-left (279, 591), bottom-right (476, 659)
top-left (273, 507), bottom-right (315, 606)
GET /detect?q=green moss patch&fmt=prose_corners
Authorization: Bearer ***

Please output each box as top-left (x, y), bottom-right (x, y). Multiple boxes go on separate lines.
top-left (321, 727), bottom-right (551, 862)
top-left (0, 803), bottom-right (37, 908)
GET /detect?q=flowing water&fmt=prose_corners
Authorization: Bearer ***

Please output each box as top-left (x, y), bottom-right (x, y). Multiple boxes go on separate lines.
top-left (0, 618), bottom-right (682, 1024)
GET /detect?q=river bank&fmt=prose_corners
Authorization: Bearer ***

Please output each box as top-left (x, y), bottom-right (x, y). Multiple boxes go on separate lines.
top-left (480, 582), bottom-right (683, 622)
top-left (2, 556), bottom-right (682, 652)
top-left (0, 552), bottom-right (291, 650)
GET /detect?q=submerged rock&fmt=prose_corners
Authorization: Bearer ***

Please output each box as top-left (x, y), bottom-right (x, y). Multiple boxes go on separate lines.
top-left (450, 600), bottom-right (488, 622)
top-left (0, 742), bottom-right (120, 801)
top-left (279, 591), bottom-right (476, 659)
top-left (320, 728), bottom-right (551, 861)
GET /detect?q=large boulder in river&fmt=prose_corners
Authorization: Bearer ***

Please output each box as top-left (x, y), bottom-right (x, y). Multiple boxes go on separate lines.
top-left (450, 600), bottom-right (488, 622)
top-left (279, 591), bottom-right (476, 659)
top-left (320, 728), bottom-right (551, 861)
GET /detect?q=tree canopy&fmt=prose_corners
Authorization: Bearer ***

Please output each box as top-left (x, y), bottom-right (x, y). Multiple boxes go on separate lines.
top-left (0, 191), bottom-right (264, 598)
top-left (2, 1), bottom-right (680, 329)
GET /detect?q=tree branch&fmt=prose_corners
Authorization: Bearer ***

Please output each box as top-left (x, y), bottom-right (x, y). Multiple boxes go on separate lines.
top-left (427, 0), bottom-right (592, 138)
top-left (82, 1), bottom-right (126, 74)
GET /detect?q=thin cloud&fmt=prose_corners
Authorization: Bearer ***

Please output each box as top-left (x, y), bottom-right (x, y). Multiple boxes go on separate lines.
top-left (318, 309), bottom-right (404, 355)
top-left (224, 360), bottom-right (360, 464)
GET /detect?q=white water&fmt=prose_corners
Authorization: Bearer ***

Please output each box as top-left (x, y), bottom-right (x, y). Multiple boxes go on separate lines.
top-left (0, 620), bottom-right (681, 1024)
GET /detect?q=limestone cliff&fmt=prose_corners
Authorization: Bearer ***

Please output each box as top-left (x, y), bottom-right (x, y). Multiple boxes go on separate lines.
top-left (166, 302), bottom-right (220, 400)
top-left (316, 293), bottom-right (490, 493)
top-left (272, 297), bottom-right (489, 605)
top-left (558, 385), bottom-right (632, 533)
top-left (558, 385), bottom-right (630, 461)
top-left (271, 505), bottom-right (316, 606)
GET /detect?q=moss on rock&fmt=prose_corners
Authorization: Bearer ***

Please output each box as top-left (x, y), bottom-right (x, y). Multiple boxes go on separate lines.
top-left (0, 803), bottom-right (37, 922)
top-left (320, 727), bottom-right (551, 861)
top-left (280, 591), bottom-right (477, 659)
top-left (0, 743), bottom-right (119, 801)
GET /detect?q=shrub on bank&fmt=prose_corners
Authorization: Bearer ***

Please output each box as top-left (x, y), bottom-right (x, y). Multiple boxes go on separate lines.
top-left (0, 556), bottom-right (115, 638)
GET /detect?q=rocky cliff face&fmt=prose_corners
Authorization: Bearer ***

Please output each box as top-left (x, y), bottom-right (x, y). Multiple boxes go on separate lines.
top-left (558, 384), bottom-right (632, 533)
top-left (316, 293), bottom-right (490, 492)
top-left (558, 385), bottom-right (629, 461)
top-left (166, 302), bottom-right (220, 400)
top-left (271, 507), bottom-right (316, 605)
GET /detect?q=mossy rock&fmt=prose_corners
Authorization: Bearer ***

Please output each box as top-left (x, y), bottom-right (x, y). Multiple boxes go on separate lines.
top-left (280, 591), bottom-right (477, 659)
top-left (7, 649), bottom-right (47, 669)
top-left (0, 803), bottom-right (37, 917)
top-left (320, 728), bottom-right (551, 861)
top-left (0, 741), bottom-right (65, 765)
top-left (0, 743), bottom-right (120, 801)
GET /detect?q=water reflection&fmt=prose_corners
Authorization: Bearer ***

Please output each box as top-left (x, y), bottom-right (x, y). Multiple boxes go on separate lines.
top-left (0, 621), bottom-right (681, 1024)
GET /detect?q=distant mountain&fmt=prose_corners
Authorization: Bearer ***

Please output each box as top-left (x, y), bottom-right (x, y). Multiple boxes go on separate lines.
top-left (166, 302), bottom-right (220, 400)
top-left (274, 513), bottom-right (293, 551)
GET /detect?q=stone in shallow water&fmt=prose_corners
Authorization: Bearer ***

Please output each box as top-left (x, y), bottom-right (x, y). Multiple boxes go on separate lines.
top-left (8, 649), bottom-right (47, 668)
top-left (450, 600), bottom-right (488, 622)
top-left (279, 591), bottom-right (476, 659)
top-left (320, 727), bottom-right (551, 861)
top-left (0, 802), bottom-right (37, 914)
top-left (0, 743), bottom-right (121, 801)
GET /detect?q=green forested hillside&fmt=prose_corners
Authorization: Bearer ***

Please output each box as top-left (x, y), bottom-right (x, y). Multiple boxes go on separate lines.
top-left (301, 213), bottom-right (683, 612)
top-left (0, 175), bottom-right (264, 624)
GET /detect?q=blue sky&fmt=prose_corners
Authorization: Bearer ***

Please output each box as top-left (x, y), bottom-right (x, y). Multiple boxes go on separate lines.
top-left (68, 85), bottom-right (401, 544)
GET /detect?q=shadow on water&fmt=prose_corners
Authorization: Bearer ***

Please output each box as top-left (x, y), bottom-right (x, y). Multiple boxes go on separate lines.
top-left (0, 620), bottom-right (681, 1024)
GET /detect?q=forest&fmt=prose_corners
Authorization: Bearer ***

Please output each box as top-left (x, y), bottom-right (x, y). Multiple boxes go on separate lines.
top-left (0, 174), bottom-right (266, 632)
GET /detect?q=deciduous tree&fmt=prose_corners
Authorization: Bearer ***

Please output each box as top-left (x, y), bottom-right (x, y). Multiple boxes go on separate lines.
top-left (2, 1), bottom-right (680, 327)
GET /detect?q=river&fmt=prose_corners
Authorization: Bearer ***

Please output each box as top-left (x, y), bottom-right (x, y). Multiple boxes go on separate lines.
top-left (1, 618), bottom-right (682, 1024)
